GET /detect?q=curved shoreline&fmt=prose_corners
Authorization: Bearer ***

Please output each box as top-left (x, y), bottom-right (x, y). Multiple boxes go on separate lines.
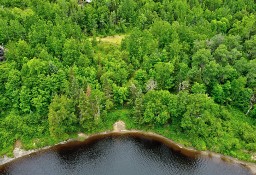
top-left (1, 129), bottom-right (256, 174)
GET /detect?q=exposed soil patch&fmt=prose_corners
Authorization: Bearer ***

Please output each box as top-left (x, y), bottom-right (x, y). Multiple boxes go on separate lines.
top-left (78, 132), bottom-right (88, 140)
top-left (14, 140), bottom-right (22, 149)
top-left (113, 120), bottom-right (126, 132)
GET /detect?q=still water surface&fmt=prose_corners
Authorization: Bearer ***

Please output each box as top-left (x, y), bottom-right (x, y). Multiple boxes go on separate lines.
top-left (0, 135), bottom-right (252, 175)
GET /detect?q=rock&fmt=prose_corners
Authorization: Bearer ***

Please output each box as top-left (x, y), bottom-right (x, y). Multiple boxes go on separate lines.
top-left (113, 120), bottom-right (126, 132)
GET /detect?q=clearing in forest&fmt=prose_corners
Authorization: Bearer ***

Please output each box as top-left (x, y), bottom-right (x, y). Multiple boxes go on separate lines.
top-left (96, 35), bottom-right (126, 45)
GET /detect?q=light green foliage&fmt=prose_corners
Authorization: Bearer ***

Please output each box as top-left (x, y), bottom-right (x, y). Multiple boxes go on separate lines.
top-left (192, 49), bottom-right (212, 69)
top-left (48, 95), bottom-right (77, 138)
top-left (137, 90), bottom-right (178, 126)
top-left (191, 82), bottom-right (206, 94)
top-left (5, 40), bottom-right (33, 69)
top-left (5, 69), bottom-right (21, 109)
top-left (212, 83), bottom-right (226, 104)
top-left (113, 84), bottom-right (128, 106)
top-left (180, 94), bottom-right (220, 137)
top-left (118, 0), bottom-right (137, 25)
top-left (121, 29), bottom-right (158, 68)
top-left (0, 19), bottom-right (8, 44)
top-left (78, 87), bottom-right (106, 131)
top-left (19, 86), bottom-right (31, 113)
top-left (230, 77), bottom-right (253, 112)
top-left (28, 20), bottom-right (52, 46)
top-left (62, 38), bottom-right (81, 66)
top-left (150, 20), bottom-right (171, 49)
top-left (213, 44), bottom-right (230, 65)
top-left (153, 62), bottom-right (175, 90)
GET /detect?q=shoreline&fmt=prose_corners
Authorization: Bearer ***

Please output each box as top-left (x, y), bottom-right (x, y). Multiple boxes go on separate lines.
top-left (1, 122), bottom-right (256, 174)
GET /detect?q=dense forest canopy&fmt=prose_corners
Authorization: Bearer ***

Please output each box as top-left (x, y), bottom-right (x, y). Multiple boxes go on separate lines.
top-left (0, 0), bottom-right (256, 162)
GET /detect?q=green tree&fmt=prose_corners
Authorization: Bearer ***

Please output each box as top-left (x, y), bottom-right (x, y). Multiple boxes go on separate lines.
top-left (213, 44), bottom-right (229, 65)
top-left (154, 62), bottom-right (175, 90)
top-left (180, 94), bottom-right (221, 139)
top-left (150, 20), bottom-right (171, 48)
top-left (78, 87), bottom-right (105, 131)
top-left (19, 86), bottom-right (31, 114)
top-left (62, 38), bottom-right (81, 66)
top-left (245, 35), bottom-right (256, 60)
top-left (8, 20), bottom-right (26, 41)
top-left (230, 77), bottom-right (253, 112)
top-left (0, 19), bottom-right (9, 44)
top-left (48, 95), bottom-right (77, 138)
top-left (112, 84), bottom-right (128, 106)
top-left (118, 0), bottom-right (137, 26)
top-left (191, 82), bottom-right (206, 94)
top-left (5, 69), bottom-right (21, 110)
top-left (121, 29), bottom-right (157, 68)
top-left (212, 83), bottom-right (225, 104)
top-left (140, 90), bottom-right (177, 126)
top-left (28, 20), bottom-right (52, 46)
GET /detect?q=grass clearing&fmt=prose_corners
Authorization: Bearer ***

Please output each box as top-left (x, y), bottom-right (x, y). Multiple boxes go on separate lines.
top-left (95, 35), bottom-right (126, 45)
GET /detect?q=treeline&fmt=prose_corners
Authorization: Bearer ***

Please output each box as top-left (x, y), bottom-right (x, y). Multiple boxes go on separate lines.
top-left (0, 0), bottom-right (255, 161)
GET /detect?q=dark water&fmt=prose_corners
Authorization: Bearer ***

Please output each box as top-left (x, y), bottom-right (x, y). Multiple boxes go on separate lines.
top-left (0, 135), bottom-right (252, 175)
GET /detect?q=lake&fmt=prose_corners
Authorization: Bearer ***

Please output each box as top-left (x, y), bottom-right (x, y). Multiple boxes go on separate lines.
top-left (0, 134), bottom-right (252, 175)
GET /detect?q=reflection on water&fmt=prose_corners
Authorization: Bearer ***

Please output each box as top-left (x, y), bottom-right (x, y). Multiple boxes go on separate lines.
top-left (0, 135), bottom-right (252, 175)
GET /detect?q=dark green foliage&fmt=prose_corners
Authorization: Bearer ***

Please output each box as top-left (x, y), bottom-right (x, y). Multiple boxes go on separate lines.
top-left (0, 0), bottom-right (255, 163)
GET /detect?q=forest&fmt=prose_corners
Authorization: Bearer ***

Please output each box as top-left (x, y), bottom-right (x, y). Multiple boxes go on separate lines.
top-left (0, 0), bottom-right (256, 162)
